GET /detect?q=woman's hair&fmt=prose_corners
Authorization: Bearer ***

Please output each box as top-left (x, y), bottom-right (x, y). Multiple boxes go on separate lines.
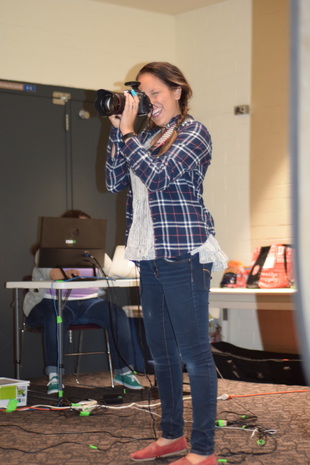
top-left (137, 62), bottom-right (193, 155)
top-left (61, 209), bottom-right (91, 219)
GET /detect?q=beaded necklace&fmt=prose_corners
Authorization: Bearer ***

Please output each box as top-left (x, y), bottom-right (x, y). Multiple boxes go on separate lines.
top-left (149, 123), bottom-right (177, 152)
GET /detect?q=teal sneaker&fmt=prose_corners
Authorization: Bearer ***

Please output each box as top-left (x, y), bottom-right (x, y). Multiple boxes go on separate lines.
top-left (47, 375), bottom-right (61, 395)
top-left (113, 373), bottom-right (143, 390)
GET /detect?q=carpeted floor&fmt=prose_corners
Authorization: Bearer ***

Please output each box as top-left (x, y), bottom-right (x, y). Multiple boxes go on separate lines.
top-left (0, 372), bottom-right (309, 465)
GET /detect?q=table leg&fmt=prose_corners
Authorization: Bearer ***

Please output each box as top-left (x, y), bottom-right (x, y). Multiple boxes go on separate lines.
top-left (15, 289), bottom-right (21, 379)
top-left (56, 289), bottom-right (64, 400)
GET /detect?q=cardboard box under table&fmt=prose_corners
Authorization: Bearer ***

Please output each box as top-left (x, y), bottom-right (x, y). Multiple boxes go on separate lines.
top-left (0, 377), bottom-right (30, 408)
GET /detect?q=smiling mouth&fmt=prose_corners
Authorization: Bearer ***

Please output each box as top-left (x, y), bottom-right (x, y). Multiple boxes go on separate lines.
top-left (152, 107), bottom-right (161, 118)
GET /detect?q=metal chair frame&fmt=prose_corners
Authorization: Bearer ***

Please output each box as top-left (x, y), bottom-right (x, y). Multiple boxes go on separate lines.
top-left (65, 324), bottom-right (114, 386)
top-left (20, 317), bottom-right (114, 387)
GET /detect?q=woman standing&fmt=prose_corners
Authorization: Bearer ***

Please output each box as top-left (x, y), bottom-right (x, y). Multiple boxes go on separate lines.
top-left (105, 62), bottom-right (227, 465)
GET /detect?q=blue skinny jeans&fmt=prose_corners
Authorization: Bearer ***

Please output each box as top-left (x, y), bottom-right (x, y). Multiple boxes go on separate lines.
top-left (139, 252), bottom-right (217, 456)
top-left (25, 297), bottom-right (135, 376)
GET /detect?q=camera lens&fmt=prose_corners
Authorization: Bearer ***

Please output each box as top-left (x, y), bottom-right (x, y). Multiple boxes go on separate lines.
top-left (95, 90), bottom-right (125, 116)
top-left (104, 93), bottom-right (125, 115)
top-left (95, 87), bottom-right (152, 117)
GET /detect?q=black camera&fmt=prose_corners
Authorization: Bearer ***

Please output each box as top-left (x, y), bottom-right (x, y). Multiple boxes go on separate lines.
top-left (95, 81), bottom-right (152, 117)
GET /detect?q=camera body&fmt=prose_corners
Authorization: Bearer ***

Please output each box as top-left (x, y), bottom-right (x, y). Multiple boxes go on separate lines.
top-left (95, 81), bottom-right (152, 117)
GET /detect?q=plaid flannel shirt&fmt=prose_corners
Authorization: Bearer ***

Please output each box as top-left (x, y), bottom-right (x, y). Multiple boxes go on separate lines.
top-left (105, 115), bottom-right (216, 259)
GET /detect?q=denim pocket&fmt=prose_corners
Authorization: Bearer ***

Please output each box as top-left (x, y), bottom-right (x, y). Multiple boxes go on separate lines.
top-left (202, 263), bottom-right (212, 290)
top-left (163, 252), bottom-right (191, 264)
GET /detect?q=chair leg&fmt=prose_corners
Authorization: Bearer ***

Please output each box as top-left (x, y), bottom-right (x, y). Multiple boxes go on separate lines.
top-left (72, 328), bottom-right (114, 388)
top-left (104, 329), bottom-right (114, 388)
top-left (74, 330), bottom-right (84, 383)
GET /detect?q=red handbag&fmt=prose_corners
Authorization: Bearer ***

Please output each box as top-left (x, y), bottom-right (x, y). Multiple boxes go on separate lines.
top-left (258, 244), bottom-right (294, 289)
top-left (246, 244), bottom-right (294, 289)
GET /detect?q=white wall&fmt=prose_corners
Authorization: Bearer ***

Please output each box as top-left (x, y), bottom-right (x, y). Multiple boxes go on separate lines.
top-left (176, 0), bottom-right (252, 285)
top-left (176, 1), bottom-right (260, 350)
top-left (1, 0), bottom-right (175, 89)
top-left (250, 0), bottom-right (291, 249)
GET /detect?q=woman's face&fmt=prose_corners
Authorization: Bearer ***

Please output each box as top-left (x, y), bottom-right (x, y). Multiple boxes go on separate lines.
top-left (138, 73), bottom-right (181, 128)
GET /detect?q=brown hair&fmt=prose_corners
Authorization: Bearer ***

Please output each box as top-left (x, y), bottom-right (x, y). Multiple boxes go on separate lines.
top-left (137, 62), bottom-right (193, 155)
top-left (61, 209), bottom-right (91, 219)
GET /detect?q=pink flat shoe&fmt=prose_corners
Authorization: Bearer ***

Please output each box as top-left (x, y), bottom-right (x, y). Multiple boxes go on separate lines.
top-left (169, 454), bottom-right (217, 465)
top-left (130, 436), bottom-right (187, 461)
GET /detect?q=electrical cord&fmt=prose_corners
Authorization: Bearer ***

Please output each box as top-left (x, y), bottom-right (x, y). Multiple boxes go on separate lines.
top-left (1, 392), bottom-right (280, 462)
top-left (82, 251), bottom-right (157, 401)
top-left (217, 388), bottom-right (310, 400)
top-left (85, 252), bottom-right (158, 422)
top-left (82, 252), bottom-right (139, 376)
top-left (0, 421), bottom-right (155, 454)
top-left (212, 364), bottom-right (282, 463)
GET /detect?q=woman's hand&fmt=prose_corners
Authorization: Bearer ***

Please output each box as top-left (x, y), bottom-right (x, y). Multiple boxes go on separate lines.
top-left (108, 91), bottom-right (139, 135)
top-left (49, 269), bottom-right (80, 280)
